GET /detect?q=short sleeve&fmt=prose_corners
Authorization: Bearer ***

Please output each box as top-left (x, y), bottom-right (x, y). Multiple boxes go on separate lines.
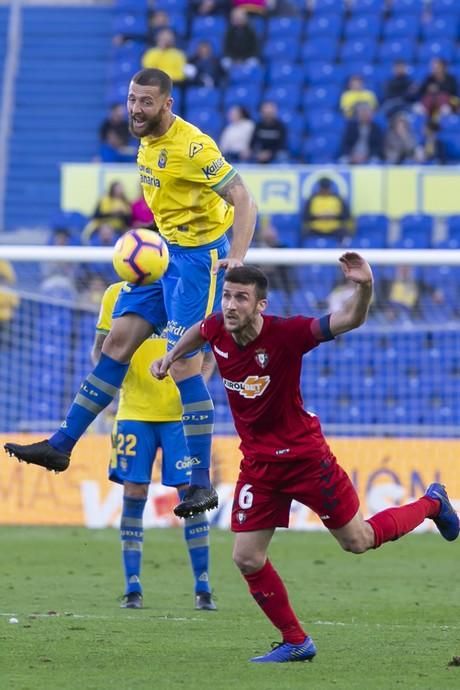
top-left (96, 283), bottom-right (122, 333)
top-left (284, 315), bottom-right (334, 354)
top-left (184, 133), bottom-right (237, 191)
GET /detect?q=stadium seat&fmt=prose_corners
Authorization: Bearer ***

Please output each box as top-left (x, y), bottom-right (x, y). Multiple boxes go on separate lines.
top-left (376, 39), bottom-right (415, 63)
top-left (354, 215), bottom-right (389, 248)
top-left (186, 107), bottom-right (223, 139)
top-left (311, 0), bottom-right (345, 15)
top-left (185, 87), bottom-right (220, 111)
top-left (382, 16), bottom-right (419, 40)
top-left (302, 85), bottom-right (341, 111)
top-left (112, 12), bottom-right (148, 36)
top-left (431, 0), bottom-right (460, 15)
top-left (420, 15), bottom-right (458, 40)
top-left (228, 62), bottom-right (265, 86)
top-left (223, 84), bottom-right (262, 113)
top-left (270, 213), bottom-right (301, 247)
top-left (305, 62), bottom-right (346, 86)
top-left (301, 38), bottom-right (338, 63)
top-left (340, 38), bottom-right (377, 62)
top-left (267, 17), bottom-right (303, 40)
top-left (394, 214), bottom-right (433, 248)
top-left (350, 0), bottom-right (384, 13)
top-left (305, 13), bottom-right (342, 39)
top-left (190, 15), bottom-right (227, 39)
top-left (343, 15), bottom-right (381, 39)
top-left (390, 0), bottom-right (422, 14)
top-left (264, 37), bottom-right (301, 62)
top-left (264, 84), bottom-right (302, 110)
top-left (268, 62), bottom-right (304, 87)
top-left (187, 35), bottom-right (223, 57)
top-left (304, 109), bottom-right (345, 137)
top-left (301, 133), bottom-right (341, 163)
top-left (154, 0), bottom-right (187, 11)
top-left (417, 40), bottom-right (455, 63)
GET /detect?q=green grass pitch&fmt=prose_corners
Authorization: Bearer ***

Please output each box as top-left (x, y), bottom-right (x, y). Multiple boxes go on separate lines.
top-left (1, 527), bottom-right (459, 690)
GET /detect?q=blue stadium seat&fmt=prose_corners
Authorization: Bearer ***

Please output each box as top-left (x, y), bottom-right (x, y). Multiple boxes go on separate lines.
top-left (223, 84), bottom-right (262, 112)
top-left (302, 85), bottom-right (341, 111)
top-left (155, 0), bottom-right (187, 11)
top-left (377, 39), bottom-right (415, 63)
top-left (420, 15), bottom-right (458, 40)
top-left (302, 235), bottom-right (341, 249)
top-left (390, 0), bottom-right (422, 14)
top-left (268, 62), bottom-right (304, 87)
top-left (443, 215), bottom-right (460, 248)
top-left (270, 213), bottom-right (301, 248)
top-left (417, 40), bottom-right (455, 63)
top-left (264, 84), bottom-right (302, 110)
top-left (264, 37), bottom-right (301, 61)
top-left (354, 215), bottom-right (388, 248)
top-left (394, 214), bottom-right (433, 248)
top-left (304, 110), bottom-right (345, 137)
top-left (186, 107), bottom-right (223, 139)
top-left (312, 0), bottom-right (345, 14)
top-left (191, 15), bottom-right (227, 39)
top-left (228, 62), bottom-right (265, 86)
top-left (305, 13), bottom-right (343, 39)
top-left (382, 15), bottom-right (419, 40)
top-left (112, 12), bottom-right (148, 36)
top-left (341, 62), bottom-right (376, 89)
top-left (169, 13), bottom-right (187, 38)
top-left (301, 38), bottom-right (338, 63)
top-left (185, 87), bottom-right (221, 111)
top-left (340, 38), bottom-right (377, 62)
top-left (431, 0), bottom-right (460, 15)
top-left (187, 35), bottom-right (223, 57)
top-left (350, 0), bottom-right (384, 13)
top-left (267, 16), bottom-right (303, 40)
top-left (305, 62), bottom-right (346, 86)
top-left (343, 15), bottom-right (381, 39)
top-left (439, 133), bottom-right (460, 162)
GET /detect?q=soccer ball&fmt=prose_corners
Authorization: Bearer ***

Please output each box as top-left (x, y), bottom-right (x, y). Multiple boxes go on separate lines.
top-left (112, 229), bottom-right (169, 285)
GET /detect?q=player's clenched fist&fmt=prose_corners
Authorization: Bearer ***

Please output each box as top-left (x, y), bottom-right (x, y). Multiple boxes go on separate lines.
top-left (151, 356), bottom-right (171, 380)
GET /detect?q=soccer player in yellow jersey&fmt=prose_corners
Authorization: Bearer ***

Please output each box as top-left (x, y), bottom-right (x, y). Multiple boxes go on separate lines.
top-left (95, 282), bottom-right (216, 610)
top-left (6, 68), bottom-right (257, 520)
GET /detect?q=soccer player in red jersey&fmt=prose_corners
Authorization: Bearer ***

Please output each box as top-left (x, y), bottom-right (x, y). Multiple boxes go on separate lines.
top-left (152, 255), bottom-right (459, 663)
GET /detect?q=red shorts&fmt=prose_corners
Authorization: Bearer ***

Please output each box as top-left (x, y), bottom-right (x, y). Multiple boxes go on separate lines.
top-left (231, 453), bottom-right (360, 532)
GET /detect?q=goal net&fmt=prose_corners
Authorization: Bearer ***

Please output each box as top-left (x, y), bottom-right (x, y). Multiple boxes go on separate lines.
top-left (0, 245), bottom-right (458, 527)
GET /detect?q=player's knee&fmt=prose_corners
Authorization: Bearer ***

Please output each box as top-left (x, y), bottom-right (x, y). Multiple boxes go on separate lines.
top-left (124, 482), bottom-right (148, 500)
top-left (232, 550), bottom-right (265, 574)
top-left (340, 536), bottom-right (370, 554)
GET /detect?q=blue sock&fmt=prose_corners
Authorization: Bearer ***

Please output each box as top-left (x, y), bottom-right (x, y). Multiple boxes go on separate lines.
top-left (176, 374), bottom-right (214, 488)
top-left (180, 488), bottom-right (211, 594)
top-left (49, 353), bottom-right (129, 453)
top-left (120, 496), bottom-right (146, 595)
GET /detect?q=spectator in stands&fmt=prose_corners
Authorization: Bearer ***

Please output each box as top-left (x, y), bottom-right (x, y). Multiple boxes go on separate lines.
top-left (131, 186), bottom-right (155, 229)
top-left (0, 260), bottom-right (19, 344)
top-left (340, 75), bottom-right (378, 119)
top-left (113, 9), bottom-right (171, 46)
top-left (78, 273), bottom-right (108, 309)
top-left (142, 28), bottom-right (187, 84)
top-left (219, 105), bottom-right (255, 162)
top-left (190, 0), bottom-right (231, 14)
top-left (82, 182), bottom-right (132, 243)
top-left (415, 121), bottom-right (445, 164)
top-left (187, 40), bottom-right (223, 88)
top-left (381, 61), bottom-right (417, 118)
top-left (327, 278), bottom-right (357, 313)
top-left (255, 216), bottom-right (295, 308)
top-left (381, 265), bottom-right (444, 322)
top-left (99, 104), bottom-right (136, 163)
top-left (338, 103), bottom-right (384, 165)
top-left (384, 112), bottom-right (418, 164)
top-left (250, 101), bottom-right (287, 163)
top-left (302, 177), bottom-right (352, 242)
top-left (222, 7), bottom-right (259, 71)
top-left (414, 58), bottom-right (458, 121)
top-left (232, 0), bottom-right (268, 13)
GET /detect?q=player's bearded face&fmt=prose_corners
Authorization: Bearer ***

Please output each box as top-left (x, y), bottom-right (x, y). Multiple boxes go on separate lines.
top-left (127, 84), bottom-right (170, 138)
top-left (222, 285), bottom-right (261, 333)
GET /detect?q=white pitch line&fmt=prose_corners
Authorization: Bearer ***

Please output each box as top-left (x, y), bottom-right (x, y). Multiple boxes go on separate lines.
top-left (1, 612), bottom-right (458, 630)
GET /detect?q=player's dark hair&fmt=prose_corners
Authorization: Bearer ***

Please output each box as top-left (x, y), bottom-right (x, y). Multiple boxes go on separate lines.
top-left (224, 266), bottom-right (268, 300)
top-left (132, 68), bottom-right (172, 96)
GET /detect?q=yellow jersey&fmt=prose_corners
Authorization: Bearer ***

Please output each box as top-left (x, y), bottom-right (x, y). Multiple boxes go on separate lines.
top-left (141, 47), bottom-right (186, 83)
top-left (138, 116), bottom-right (237, 247)
top-left (96, 282), bottom-right (183, 422)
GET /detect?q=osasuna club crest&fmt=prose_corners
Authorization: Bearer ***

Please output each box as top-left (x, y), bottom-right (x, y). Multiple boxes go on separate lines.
top-left (158, 148), bottom-right (168, 169)
top-left (236, 511), bottom-right (246, 524)
top-left (255, 348), bottom-right (269, 368)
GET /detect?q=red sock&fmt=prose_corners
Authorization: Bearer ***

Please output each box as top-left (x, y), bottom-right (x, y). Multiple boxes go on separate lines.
top-left (243, 560), bottom-right (306, 644)
top-left (367, 496), bottom-right (439, 548)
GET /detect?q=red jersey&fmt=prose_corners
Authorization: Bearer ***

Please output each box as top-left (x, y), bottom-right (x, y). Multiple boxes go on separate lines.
top-left (201, 313), bottom-right (334, 462)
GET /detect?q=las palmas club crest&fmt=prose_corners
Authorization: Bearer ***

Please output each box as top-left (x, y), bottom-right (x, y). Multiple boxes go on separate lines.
top-left (255, 348), bottom-right (269, 369)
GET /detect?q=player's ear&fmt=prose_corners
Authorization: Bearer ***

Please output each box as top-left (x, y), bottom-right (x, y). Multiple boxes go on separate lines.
top-left (257, 299), bottom-right (268, 314)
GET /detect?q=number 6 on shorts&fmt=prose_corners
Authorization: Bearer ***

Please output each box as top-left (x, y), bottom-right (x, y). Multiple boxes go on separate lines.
top-left (238, 483), bottom-right (254, 509)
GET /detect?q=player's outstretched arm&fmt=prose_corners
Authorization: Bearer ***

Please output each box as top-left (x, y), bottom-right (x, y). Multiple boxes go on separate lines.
top-left (329, 252), bottom-right (374, 336)
top-left (151, 322), bottom-right (205, 379)
top-left (214, 172), bottom-right (257, 272)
